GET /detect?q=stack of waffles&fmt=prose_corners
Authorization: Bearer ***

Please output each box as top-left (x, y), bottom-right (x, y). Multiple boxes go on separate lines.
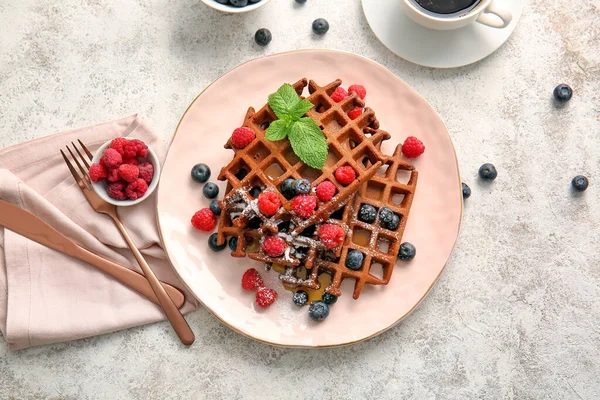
top-left (216, 78), bottom-right (418, 302)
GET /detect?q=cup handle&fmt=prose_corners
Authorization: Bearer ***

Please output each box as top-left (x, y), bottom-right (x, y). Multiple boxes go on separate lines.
top-left (476, 0), bottom-right (513, 28)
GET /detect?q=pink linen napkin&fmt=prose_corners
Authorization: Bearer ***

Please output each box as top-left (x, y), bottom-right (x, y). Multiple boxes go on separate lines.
top-left (0, 114), bottom-right (200, 350)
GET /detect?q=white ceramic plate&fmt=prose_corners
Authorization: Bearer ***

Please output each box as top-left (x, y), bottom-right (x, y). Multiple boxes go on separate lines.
top-left (157, 50), bottom-right (462, 347)
top-left (362, 0), bottom-right (523, 68)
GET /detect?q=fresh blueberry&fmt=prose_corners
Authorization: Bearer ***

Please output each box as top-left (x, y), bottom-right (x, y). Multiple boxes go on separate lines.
top-left (208, 233), bottom-right (226, 252)
top-left (384, 213), bottom-right (400, 231)
top-left (249, 0), bottom-right (262, 3)
top-left (346, 249), bottom-right (364, 270)
top-left (308, 300), bottom-right (330, 321)
top-left (292, 178), bottom-right (311, 195)
top-left (191, 163), bottom-right (210, 183)
top-left (322, 292), bottom-right (337, 305)
top-left (203, 182), bottom-right (219, 199)
top-left (462, 182), bottom-right (471, 199)
top-left (209, 199), bottom-right (222, 216)
top-left (228, 237), bottom-right (238, 252)
top-left (235, 168), bottom-right (248, 180)
top-left (571, 175), bottom-right (589, 192)
top-left (280, 178), bottom-right (296, 199)
top-left (312, 18), bottom-right (329, 35)
top-left (214, 0), bottom-right (229, 3)
top-left (379, 207), bottom-right (394, 226)
top-left (358, 204), bottom-right (377, 224)
top-left (254, 28), bottom-right (272, 46)
top-left (230, 0), bottom-right (249, 6)
top-left (293, 291), bottom-right (308, 307)
top-left (249, 186), bottom-right (262, 198)
top-left (398, 242), bottom-right (416, 261)
top-left (479, 163), bottom-right (497, 181)
top-left (295, 0), bottom-right (307, 3)
top-left (553, 84), bottom-right (573, 103)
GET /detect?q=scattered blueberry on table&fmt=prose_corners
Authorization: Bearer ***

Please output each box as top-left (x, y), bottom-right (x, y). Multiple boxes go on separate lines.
top-left (312, 18), bottom-right (329, 35)
top-left (553, 84), bottom-right (573, 103)
top-left (398, 242), bottom-right (416, 261)
top-left (308, 300), bottom-right (330, 321)
top-left (203, 182), bottom-right (219, 199)
top-left (571, 175), bottom-right (589, 192)
top-left (479, 163), bottom-right (497, 181)
top-left (254, 28), bottom-right (272, 46)
top-left (191, 163), bottom-right (210, 183)
top-left (462, 182), bottom-right (471, 199)
top-left (208, 233), bottom-right (227, 252)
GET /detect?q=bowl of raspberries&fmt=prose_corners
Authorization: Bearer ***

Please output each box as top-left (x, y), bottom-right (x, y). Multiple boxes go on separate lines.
top-left (88, 137), bottom-right (159, 206)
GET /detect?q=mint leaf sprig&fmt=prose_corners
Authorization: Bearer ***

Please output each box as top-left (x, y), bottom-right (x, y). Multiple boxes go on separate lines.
top-left (265, 84), bottom-right (328, 170)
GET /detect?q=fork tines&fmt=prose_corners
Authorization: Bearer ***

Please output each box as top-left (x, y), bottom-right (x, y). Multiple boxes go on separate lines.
top-left (61, 140), bottom-right (95, 191)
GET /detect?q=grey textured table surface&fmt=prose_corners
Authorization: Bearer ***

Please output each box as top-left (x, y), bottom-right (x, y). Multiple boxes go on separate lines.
top-left (1, 0), bottom-right (599, 398)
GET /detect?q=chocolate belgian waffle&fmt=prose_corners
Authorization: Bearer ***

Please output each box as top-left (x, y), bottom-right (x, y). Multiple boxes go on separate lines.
top-left (216, 79), bottom-right (390, 256)
top-left (274, 144), bottom-right (418, 299)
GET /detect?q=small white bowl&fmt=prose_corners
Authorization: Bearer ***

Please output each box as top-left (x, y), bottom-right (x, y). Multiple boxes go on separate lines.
top-left (91, 138), bottom-right (160, 206)
top-left (200, 0), bottom-right (271, 13)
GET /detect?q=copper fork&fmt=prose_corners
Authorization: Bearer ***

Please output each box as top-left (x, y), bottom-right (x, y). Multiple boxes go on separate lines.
top-left (61, 140), bottom-right (195, 345)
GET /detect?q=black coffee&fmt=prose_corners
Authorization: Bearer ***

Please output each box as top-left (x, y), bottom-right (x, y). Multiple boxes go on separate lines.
top-left (413, 0), bottom-right (481, 15)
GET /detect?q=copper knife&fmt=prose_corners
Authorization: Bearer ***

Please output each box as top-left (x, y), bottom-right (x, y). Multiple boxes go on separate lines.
top-left (0, 199), bottom-right (185, 308)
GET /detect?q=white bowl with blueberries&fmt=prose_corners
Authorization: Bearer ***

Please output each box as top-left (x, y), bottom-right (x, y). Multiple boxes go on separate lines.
top-left (201, 0), bottom-right (271, 13)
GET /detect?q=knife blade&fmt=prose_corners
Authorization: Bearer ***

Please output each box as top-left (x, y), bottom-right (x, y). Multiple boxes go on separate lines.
top-left (0, 199), bottom-right (185, 308)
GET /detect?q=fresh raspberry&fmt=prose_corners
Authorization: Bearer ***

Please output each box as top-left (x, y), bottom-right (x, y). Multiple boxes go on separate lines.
top-left (138, 162), bottom-right (154, 183)
top-left (331, 87), bottom-right (348, 102)
top-left (263, 236), bottom-right (286, 257)
top-left (315, 181), bottom-right (336, 202)
top-left (334, 166), bottom-right (356, 186)
top-left (348, 84), bottom-right (367, 100)
top-left (123, 139), bottom-right (148, 158)
top-left (257, 192), bottom-right (281, 217)
top-left (101, 148), bottom-right (123, 168)
top-left (318, 224), bottom-right (345, 249)
top-left (231, 127), bottom-right (255, 149)
top-left (255, 287), bottom-right (278, 308)
top-left (241, 268), bottom-right (264, 291)
top-left (291, 195), bottom-right (317, 219)
top-left (122, 157), bottom-right (140, 166)
top-left (109, 137), bottom-right (129, 156)
top-left (191, 208), bottom-right (217, 231)
top-left (125, 178), bottom-right (148, 200)
top-left (402, 136), bottom-right (425, 158)
top-left (107, 181), bottom-right (127, 200)
top-left (89, 163), bottom-right (107, 182)
top-left (106, 168), bottom-right (121, 182)
top-left (118, 164), bottom-right (139, 183)
top-left (348, 107), bottom-right (363, 120)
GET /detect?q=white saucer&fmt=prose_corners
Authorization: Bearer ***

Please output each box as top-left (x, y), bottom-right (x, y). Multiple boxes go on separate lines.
top-left (362, 0), bottom-right (523, 68)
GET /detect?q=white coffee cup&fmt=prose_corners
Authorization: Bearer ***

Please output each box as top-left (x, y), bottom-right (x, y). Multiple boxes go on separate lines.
top-left (402, 0), bottom-right (512, 30)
